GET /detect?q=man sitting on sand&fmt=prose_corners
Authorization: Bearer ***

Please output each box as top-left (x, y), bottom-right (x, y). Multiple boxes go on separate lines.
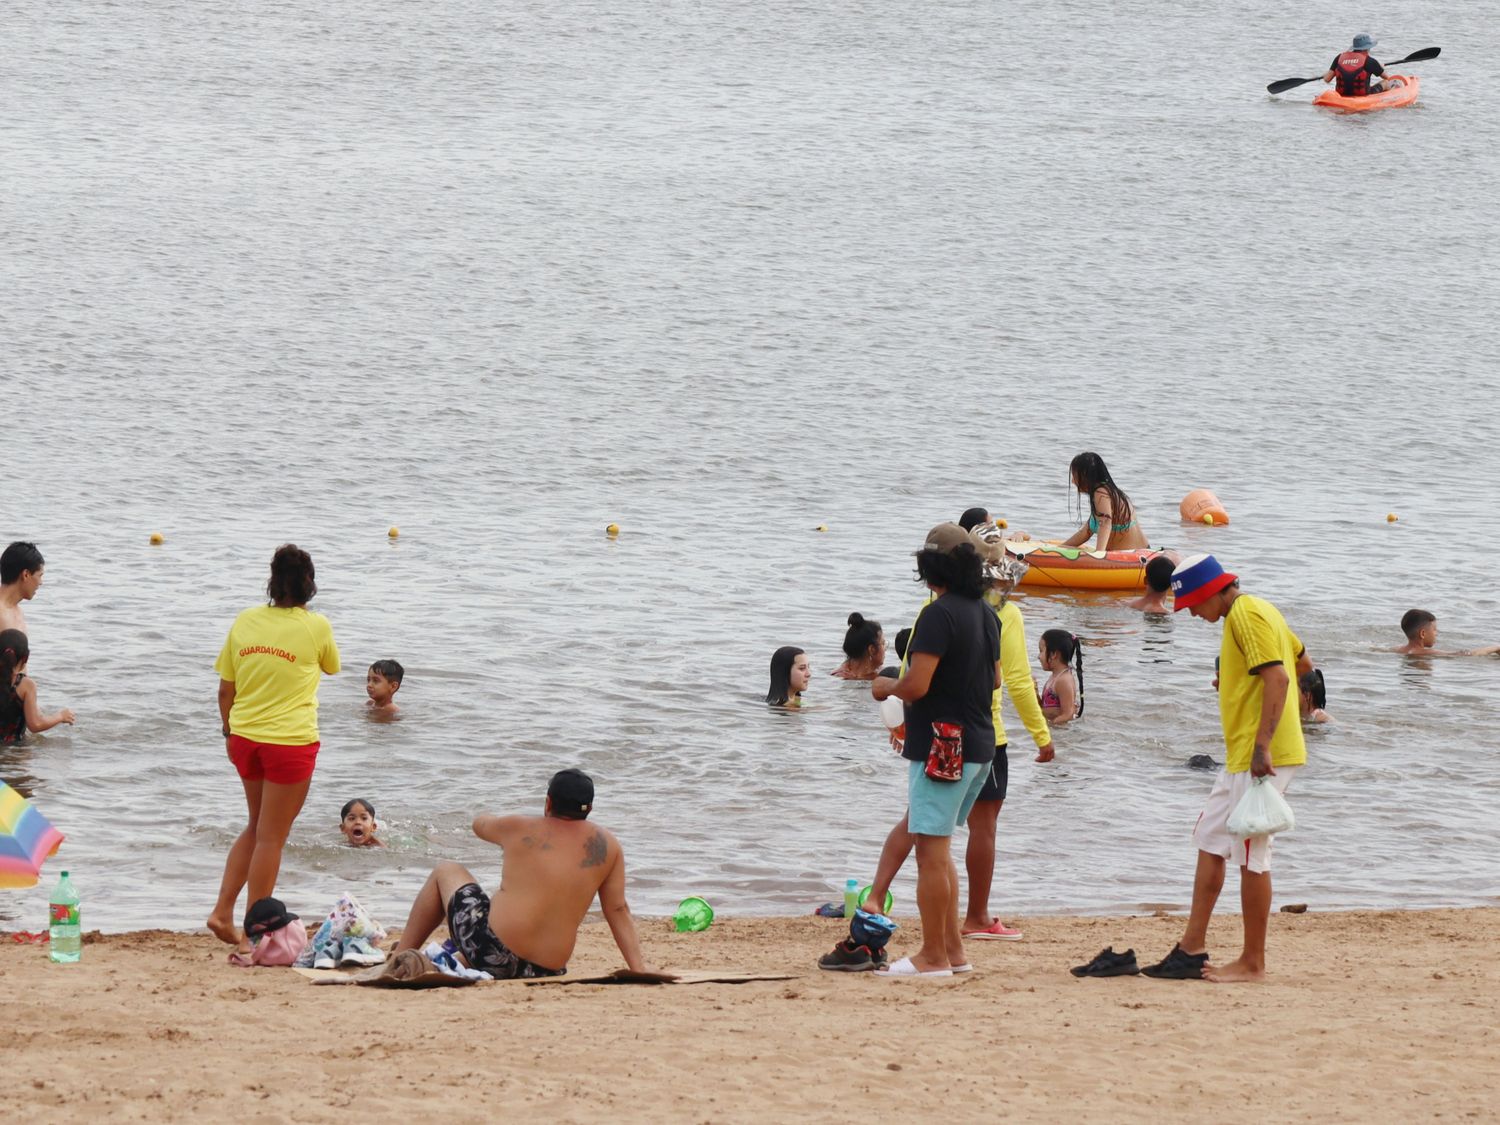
top-left (1395, 609), bottom-right (1500, 656)
top-left (394, 769), bottom-right (651, 977)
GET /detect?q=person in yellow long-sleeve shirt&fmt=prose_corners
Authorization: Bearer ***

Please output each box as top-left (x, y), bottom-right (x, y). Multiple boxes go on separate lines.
top-left (862, 524), bottom-right (1053, 943)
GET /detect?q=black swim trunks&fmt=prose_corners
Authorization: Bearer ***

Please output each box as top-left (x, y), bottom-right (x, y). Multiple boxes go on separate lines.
top-left (977, 743), bottom-right (1009, 802)
top-left (445, 883), bottom-right (565, 979)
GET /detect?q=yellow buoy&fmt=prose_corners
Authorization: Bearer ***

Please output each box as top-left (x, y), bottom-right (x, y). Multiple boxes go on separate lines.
top-left (1202, 514), bottom-right (1215, 525)
top-left (606, 523), bottom-right (620, 536)
top-left (815, 525), bottom-right (828, 532)
top-left (1386, 513), bottom-right (1398, 523)
top-left (149, 532), bottom-right (164, 545)
top-left (388, 526), bottom-right (400, 539)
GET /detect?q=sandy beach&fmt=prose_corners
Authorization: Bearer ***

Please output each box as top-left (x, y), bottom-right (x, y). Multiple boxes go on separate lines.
top-left (6, 907), bottom-right (1496, 1122)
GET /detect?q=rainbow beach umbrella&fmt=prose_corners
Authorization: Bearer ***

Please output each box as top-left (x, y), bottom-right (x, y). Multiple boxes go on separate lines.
top-left (0, 780), bottom-right (64, 889)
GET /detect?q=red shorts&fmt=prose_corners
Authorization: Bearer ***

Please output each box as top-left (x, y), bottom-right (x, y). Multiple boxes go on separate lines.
top-left (228, 735), bottom-right (320, 785)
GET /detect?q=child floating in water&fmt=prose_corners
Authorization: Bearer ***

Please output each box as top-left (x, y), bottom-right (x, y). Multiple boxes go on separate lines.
top-left (0, 629), bottom-right (75, 743)
top-left (1298, 669), bottom-right (1331, 723)
top-left (1127, 556), bottom-right (1176, 613)
top-left (340, 798), bottom-right (384, 848)
top-left (1395, 610), bottom-right (1500, 656)
top-left (1037, 629), bottom-right (1084, 725)
top-left (366, 659), bottom-right (404, 717)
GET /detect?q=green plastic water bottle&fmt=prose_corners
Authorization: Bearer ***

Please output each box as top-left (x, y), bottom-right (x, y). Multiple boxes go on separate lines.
top-left (49, 870), bottom-right (81, 963)
top-left (843, 878), bottom-right (860, 921)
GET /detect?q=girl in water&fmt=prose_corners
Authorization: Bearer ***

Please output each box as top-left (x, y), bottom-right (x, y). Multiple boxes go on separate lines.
top-left (340, 798), bottom-right (385, 847)
top-left (1037, 629), bottom-right (1084, 725)
top-left (0, 629), bottom-right (76, 743)
top-left (1062, 452), bottom-right (1149, 552)
top-left (766, 646), bottom-right (811, 707)
top-left (830, 614), bottom-right (886, 680)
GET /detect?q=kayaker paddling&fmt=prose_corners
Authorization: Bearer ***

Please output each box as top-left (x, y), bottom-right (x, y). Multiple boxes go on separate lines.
top-left (1323, 33), bottom-right (1387, 96)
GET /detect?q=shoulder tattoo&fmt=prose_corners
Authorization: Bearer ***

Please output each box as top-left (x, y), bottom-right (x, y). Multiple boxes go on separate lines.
top-left (580, 830), bottom-right (608, 868)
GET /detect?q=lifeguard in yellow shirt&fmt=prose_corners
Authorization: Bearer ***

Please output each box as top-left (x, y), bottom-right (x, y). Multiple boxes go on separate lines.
top-left (207, 544), bottom-right (341, 959)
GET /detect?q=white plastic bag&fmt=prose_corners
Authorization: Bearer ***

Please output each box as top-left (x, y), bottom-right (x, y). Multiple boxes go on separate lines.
top-left (879, 696), bottom-right (905, 729)
top-left (1226, 777), bottom-right (1296, 840)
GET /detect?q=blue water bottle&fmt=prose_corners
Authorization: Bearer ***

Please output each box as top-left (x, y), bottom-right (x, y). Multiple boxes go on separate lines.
top-left (49, 870), bottom-right (82, 963)
top-left (843, 878), bottom-right (860, 921)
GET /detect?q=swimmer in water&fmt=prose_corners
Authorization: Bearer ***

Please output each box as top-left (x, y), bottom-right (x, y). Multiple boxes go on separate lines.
top-left (830, 614), bottom-right (886, 680)
top-left (1394, 609), bottom-right (1500, 656)
top-left (1061, 452), bottom-right (1149, 552)
top-left (366, 659), bottom-right (403, 717)
top-left (340, 798), bottom-right (384, 848)
top-left (1036, 629), bottom-right (1084, 725)
top-left (1127, 556), bottom-right (1177, 613)
top-left (767, 646), bottom-right (811, 707)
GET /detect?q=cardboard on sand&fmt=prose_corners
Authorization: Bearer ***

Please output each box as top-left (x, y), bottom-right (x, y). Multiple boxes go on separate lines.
top-left (5, 909), bottom-right (1499, 1122)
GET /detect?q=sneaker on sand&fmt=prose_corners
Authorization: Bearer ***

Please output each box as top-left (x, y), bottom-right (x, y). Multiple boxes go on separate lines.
top-left (819, 938), bottom-right (886, 972)
top-left (1070, 946), bottom-right (1140, 978)
top-left (340, 936), bottom-right (387, 967)
top-left (1141, 944), bottom-right (1209, 980)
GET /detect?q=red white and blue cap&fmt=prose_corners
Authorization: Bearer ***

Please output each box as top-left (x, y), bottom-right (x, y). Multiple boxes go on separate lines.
top-left (1170, 553), bottom-right (1237, 611)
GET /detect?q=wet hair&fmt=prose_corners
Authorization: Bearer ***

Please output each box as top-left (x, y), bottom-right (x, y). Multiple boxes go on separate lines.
top-left (958, 507), bottom-right (990, 532)
top-left (340, 798), bottom-right (376, 822)
top-left (266, 544), bottom-right (317, 607)
top-left (842, 614), bottom-right (883, 661)
top-left (893, 628), bottom-right (911, 661)
top-left (1, 542), bottom-right (44, 586)
top-left (914, 542), bottom-right (986, 600)
top-left (1144, 556), bottom-right (1175, 593)
top-left (1298, 669), bottom-right (1327, 710)
top-left (369, 659), bottom-right (404, 686)
top-left (1400, 609), bottom-right (1435, 640)
top-left (1069, 452), bottom-right (1134, 530)
top-left (1040, 628), bottom-right (1086, 716)
top-left (0, 629), bottom-right (30, 731)
top-left (766, 646), bottom-right (805, 705)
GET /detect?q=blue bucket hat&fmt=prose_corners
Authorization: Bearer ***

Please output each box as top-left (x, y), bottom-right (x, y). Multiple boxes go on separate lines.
top-left (1352, 33), bottom-right (1377, 52)
top-left (849, 908), bottom-right (897, 950)
top-left (1170, 553), bottom-right (1238, 612)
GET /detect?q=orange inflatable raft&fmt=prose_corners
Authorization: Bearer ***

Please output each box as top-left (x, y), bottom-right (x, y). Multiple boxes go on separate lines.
top-left (1313, 74), bottom-right (1418, 114)
top-left (1004, 540), bottom-right (1164, 591)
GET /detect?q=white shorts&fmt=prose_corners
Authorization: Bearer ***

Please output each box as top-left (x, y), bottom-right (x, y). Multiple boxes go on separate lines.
top-left (1192, 766), bottom-right (1300, 874)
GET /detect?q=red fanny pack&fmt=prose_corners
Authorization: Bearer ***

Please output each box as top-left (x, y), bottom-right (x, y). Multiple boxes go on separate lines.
top-left (925, 721), bottom-right (964, 782)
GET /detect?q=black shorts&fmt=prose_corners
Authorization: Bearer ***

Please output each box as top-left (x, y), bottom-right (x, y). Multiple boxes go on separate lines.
top-left (977, 744), bottom-right (1008, 802)
top-left (445, 883), bottom-right (565, 979)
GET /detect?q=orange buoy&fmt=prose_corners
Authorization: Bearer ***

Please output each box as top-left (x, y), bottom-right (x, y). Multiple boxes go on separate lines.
top-left (1180, 489), bottom-right (1229, 526)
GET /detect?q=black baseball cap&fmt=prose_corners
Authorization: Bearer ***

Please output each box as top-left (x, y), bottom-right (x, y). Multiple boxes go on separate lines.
top-left (245, 896), bottom-right (299, 937)
top-left (548, 768), bottom-right (595, 819)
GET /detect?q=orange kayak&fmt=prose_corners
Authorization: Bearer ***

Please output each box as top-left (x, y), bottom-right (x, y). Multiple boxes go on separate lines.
top-left (1003, 540), bottom-right (1164, 591)
top-left (1313, 74), bottom-right (1418, 113)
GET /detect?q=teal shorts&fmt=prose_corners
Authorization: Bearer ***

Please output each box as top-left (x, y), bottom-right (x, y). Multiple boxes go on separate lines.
top-left (907, 759), bottom-right (993, 837)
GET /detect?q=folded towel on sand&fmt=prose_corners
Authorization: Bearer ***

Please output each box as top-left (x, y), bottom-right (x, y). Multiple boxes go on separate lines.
top-left (295, 959), bottom-right (796, 988)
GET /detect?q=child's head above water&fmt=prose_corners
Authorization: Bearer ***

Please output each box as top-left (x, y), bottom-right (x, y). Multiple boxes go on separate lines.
top-left (892, 627), bottom-right (912, 662)
top-left (366, 660), bottom-right (404, 707)
top-left (1144, 556), bottom-right (1175, 594)
top-left (340, 798), bottom-right (379, 846)
top-left (1400, 609), bottom-right (1437, 645)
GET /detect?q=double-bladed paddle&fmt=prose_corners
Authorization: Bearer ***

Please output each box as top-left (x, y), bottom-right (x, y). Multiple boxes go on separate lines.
top-left (1266, 46), bottom-right (1441, 95)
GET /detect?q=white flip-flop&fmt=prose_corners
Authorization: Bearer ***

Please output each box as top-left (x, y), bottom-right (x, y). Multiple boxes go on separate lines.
top-left (951, 963), bottom-right (973, 974)
top-left (878, 956), bottom-right (954, 979)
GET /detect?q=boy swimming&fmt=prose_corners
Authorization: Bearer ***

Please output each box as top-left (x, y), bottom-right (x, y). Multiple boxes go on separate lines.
top-left (1127, 556), bottom-right (1175, 613)
top-left (340, 798), bottom-right (384, 847)
top-left (1395, 610), bottom-right (1500, 656)
top-left (366, 659), bottom-right (404, 716)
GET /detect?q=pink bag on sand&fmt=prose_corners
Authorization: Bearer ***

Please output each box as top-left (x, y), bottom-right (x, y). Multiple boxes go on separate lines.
top-left (248, 923), bottom-right (308, 967)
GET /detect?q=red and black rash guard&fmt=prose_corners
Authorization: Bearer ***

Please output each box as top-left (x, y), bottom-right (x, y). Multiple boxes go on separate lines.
top-left (1330, 51), bottom-right (1386, 96)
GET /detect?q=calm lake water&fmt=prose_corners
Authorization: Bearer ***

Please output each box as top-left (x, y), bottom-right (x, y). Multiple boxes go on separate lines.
top-left (3, 0), bottom-right (1498, 932)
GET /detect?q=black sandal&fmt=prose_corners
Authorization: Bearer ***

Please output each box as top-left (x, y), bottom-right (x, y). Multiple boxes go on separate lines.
top-left (1070, 946), bottom-right (1140, 977)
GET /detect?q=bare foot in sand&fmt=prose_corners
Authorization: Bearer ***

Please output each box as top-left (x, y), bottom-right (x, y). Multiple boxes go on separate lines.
top-left (206, 913), bottom-right (240, 946)
top-left (1204, 958), bottom-right (1265, 983)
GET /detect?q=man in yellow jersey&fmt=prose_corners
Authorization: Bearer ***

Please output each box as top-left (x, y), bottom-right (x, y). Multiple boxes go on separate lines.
top-left (1143, 554), bottom-right (1315, 983)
